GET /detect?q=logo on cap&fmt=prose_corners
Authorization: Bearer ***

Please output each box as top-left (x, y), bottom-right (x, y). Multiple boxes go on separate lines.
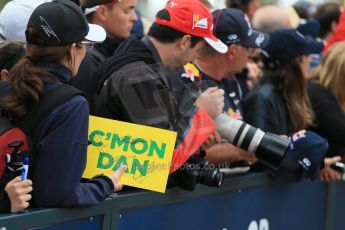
top-left (255, 33), bottom-right (265, 47)
top-left (228, 34), bottom-right (238, 42)
top-left (40, 16), bottom-right (60, 42)
top-left (193, 14), bottom-right (208, 29)
top-left (292, 130), bottom-right (306, 141)
top-left (302, 158), bottom-right (311, 167)
top-left (170, 1), bottom-right (177, 8)
top-left (244, 15), bottom-right (253, 36)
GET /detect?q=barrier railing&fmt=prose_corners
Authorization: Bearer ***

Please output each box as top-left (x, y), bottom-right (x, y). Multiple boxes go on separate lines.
top-left (0, 172), bottom-right (344, 230)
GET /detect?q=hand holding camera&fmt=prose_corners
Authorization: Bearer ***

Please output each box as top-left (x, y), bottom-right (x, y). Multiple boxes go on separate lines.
top-left (320, 156), bottom-right (344, 182)
top-left (177, 108), bottom-right (328, 190)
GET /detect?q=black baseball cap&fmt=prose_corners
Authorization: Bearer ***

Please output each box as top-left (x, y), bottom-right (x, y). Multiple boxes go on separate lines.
top-left (296, 19), bottom-right (321, 39)
top-left (26, 0), bottom-right (106, 46)
top-left (212, 8), bottom-right (269, 49)
top-left (261, 29), bottom-right (323, 69)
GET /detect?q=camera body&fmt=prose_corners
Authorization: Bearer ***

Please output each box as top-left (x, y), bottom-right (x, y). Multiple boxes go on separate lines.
top-left (178, 155), bottom-right (224, 191)
top-left (6, 141), bottom-right (25, 174)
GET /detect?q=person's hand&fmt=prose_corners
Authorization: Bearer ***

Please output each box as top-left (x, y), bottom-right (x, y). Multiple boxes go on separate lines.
top-left (107, 165), bottom-right (127, 192)
top-left (4, 177), bottom-right (33, 213)
top-left (194, 87), bottom-right (224, 118)
top-left (279, 135), bottom-right (288, 139)
top-left (205, 142), bottom-right (257, 165)
top-left (202, 131), bottom-right (222, 150)
top-left (320, 156), bottom-right (343, 182)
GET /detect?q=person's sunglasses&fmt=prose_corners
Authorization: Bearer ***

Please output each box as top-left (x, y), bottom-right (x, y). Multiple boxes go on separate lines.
top-left (78, 40), bottom-right (97, 49)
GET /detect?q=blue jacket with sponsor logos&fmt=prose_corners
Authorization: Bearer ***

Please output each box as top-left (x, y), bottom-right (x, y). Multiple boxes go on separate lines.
top-left (8, 62), bottom-right (113, 209)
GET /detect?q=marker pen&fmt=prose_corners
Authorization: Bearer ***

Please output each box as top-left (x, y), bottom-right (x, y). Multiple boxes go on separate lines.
top-left (22, 154), bottom-right (29, 180)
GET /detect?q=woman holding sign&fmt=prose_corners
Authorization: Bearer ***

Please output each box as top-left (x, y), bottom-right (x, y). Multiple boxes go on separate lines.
top-left (0, 1), bottom-right (125, 211)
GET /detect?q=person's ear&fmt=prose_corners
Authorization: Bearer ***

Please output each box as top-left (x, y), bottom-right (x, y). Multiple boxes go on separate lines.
top-left (178, 35), bottom-right (192, 50)
top-left (67, 43), bottom-right (77, 70)
top-left (70, 43), bottom-right (77, 56)
top-left (331, 21), bottom-right (338, 34)
top-left (0, 69), bottom-right (9, 81)
top-left (94, 5), bottom-right (109, 22)
top-left (226, 44), bottom-right (237, 61)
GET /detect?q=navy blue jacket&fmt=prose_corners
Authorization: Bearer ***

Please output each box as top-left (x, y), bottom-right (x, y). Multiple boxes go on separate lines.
top-left (28, 63), bottom-right (113, 207)
top-left (308, 82), bottom-right (345, 157)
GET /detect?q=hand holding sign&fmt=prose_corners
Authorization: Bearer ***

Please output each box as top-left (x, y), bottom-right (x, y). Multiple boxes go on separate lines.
top-left (107, 165), bottom-right (127, 192)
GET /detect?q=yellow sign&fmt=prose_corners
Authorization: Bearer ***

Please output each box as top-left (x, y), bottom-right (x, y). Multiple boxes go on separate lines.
top-left (83, 116), bottom-right (177, 193)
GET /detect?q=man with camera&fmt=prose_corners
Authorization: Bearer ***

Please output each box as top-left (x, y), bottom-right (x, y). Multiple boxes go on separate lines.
top-left (174, 8), bottom-right (268, 167)
top-left (174, 8), bottom-right (342, 182)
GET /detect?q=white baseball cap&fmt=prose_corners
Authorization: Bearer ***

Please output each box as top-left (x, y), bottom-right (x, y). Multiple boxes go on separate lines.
top-left (0, 0), bottom-right (52, 41)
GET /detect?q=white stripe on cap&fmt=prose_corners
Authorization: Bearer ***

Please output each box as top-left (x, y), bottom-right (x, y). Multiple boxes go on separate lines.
top-left (84, 0), bottom-right (123, 16)
top-left (84, 5), bottom-right (100, 16)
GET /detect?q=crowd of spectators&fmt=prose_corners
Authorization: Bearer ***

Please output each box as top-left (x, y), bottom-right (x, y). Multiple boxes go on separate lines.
top-left (0, 0), bottom-right (345, 215)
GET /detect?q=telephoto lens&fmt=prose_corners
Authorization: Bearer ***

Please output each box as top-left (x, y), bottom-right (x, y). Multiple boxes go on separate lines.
top-left (214, 114), bottom-right (328, 180)
top-left (214, 113), bottom-right (289, 170)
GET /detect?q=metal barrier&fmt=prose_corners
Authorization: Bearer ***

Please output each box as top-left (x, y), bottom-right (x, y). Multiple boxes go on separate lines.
top-left (0, 172), bottom-right (344, 230)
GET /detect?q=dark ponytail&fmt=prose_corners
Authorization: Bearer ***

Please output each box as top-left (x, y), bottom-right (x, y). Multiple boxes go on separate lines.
top-left (2, 43), bottom-right (71, 117)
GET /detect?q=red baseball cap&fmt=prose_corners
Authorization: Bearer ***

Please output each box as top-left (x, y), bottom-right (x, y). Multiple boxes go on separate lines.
top-left (155, 0), bottom-right (228, 54)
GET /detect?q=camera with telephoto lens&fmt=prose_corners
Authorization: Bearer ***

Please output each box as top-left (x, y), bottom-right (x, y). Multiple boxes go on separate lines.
top-left (177, 155), bottom-right (224, 191)
top-left (215, 114), bottom-right (290, 171)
